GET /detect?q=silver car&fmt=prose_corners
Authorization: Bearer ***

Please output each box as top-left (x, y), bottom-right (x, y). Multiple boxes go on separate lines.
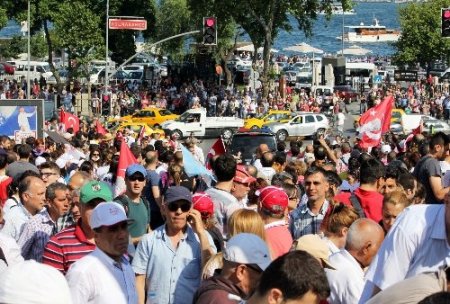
top-left (265, 113), bottom-right (329, 141)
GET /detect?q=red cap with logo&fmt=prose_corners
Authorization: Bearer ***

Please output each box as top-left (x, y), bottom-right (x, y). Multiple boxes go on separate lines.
top-left (234, 165), bottom-right (256, 184)
top-left (258, 186), bottom-right (288, 214)
top-left (192, 192), bottom-right (214, 218)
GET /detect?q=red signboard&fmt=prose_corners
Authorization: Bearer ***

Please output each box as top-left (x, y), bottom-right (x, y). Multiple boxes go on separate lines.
top-left (109, 19), bottom-right (147, 30)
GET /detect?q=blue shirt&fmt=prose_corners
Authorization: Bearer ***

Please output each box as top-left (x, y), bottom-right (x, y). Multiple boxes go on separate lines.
top-left (132, 225), bottom-right (216, 304)
top-left (289, 200), bottom-right (330, 239)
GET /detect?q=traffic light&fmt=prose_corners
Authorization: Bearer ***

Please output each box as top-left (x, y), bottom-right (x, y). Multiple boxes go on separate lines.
top-left (203, 17), bottom-right (217, 45)
top-left (442, 8), bottom-right (450, 38)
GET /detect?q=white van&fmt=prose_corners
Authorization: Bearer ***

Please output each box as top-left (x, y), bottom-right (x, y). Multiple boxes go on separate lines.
top-left (7, 60), bottom-right (53, 80)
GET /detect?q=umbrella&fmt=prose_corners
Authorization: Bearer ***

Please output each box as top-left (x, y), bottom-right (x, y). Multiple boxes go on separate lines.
top-left (283, 42), bottom-right (324, 54)
top-left (236, 44), bottom-right (278, 53)
top-left (337, 45), bottom-right (372, 56)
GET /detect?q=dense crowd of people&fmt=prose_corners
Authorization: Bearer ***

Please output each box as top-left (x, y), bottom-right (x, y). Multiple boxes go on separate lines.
top-left (0, 100), bottom-right (449, 303)
top-left (1, 53), bottom-right (450, 303)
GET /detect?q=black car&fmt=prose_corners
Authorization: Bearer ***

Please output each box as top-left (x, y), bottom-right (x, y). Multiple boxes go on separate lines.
top-left (228, 130), bottom-right (277, 165)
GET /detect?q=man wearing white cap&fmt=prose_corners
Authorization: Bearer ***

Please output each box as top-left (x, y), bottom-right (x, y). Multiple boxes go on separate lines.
top-left (193, 233), bottom-right (271, 303)
top-left (66, 202), bottom-right (137, 304)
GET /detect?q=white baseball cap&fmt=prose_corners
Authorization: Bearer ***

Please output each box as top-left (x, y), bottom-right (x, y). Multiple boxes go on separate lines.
top-left (223, 233), bottom-right (272, 271)
top-left (0, 260), bottom-right (72, 303)
top-left (90, 202), bottom-right (132, 229)
top-left (381, 144), bottom-right (392, 154)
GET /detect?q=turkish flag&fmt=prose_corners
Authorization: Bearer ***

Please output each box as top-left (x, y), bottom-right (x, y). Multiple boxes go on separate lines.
top-left (205, 138), bottom-right (226, 170)
top-left (358, 95), bottom-right (394, 148)
top-left (95, 120), bottom-right (107, 135)
top-left (114, 140), bottom-right (138, 196)
top-left (60, 109), bottom-right (80, 133)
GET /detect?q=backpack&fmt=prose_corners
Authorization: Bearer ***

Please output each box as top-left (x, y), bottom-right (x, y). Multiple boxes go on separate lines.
top-left (349, 193), bottom-right (366, 218)
top-left (114, 194), bottom-right (151, 222)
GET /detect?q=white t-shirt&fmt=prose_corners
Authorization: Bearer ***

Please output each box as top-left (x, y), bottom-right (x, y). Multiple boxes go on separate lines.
top-left (66, 248), bottom-right (137, 304)
top-left (326, 249), bottom-right (365, 304)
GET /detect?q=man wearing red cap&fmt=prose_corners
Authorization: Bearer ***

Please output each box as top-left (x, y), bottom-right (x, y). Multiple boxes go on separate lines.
top-left (258, 186), bottom-right (293, 259)
top-left (231, 165), bottom-right (256, 209)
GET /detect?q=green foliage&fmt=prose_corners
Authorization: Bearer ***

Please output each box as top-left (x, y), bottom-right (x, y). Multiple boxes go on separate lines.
top-left (152, 0), bottom-right (192, 56)
top-left (394, 0), bottom-right (450, 66)
top-left (30, 33), bottom-right (47, 58)
top-left (0, 8), bottom-right (7, 29)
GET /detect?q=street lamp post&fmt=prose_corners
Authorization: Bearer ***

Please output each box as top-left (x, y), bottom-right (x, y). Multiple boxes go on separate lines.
top-left (27, 0), bottom-right (31, 98)
top-left (105, 0), bottom-right (110, 115)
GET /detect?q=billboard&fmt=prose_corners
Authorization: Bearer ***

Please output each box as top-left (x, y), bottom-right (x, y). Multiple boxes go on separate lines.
top-left (0, 99), bottom-right (44, 143)
top-left (394, 70), bottom-right (418, 82)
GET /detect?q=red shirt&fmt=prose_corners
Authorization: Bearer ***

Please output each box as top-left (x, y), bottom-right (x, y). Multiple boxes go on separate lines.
top-left (353, 188), bottom-right (383, 222)
top-left (334, 192), bottom-right (352, 206)
top-left (265, 223), bottom-right (293, 259)
top-left (42, 221), bottom-right (95, 274)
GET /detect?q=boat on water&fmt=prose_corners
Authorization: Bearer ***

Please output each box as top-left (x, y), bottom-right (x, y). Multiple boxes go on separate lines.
top-left (318, 3), bottom-right (356, 15)
top-left (336, 18), bottom-right (400, 42)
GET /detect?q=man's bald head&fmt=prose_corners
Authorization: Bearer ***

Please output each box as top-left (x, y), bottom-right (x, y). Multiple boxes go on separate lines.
top-left (68, 171), bottom-right (91, 191)
top-left (345, 219), bottom-right (384, 268)
top-left (305, 144), bottom-right (314, 153)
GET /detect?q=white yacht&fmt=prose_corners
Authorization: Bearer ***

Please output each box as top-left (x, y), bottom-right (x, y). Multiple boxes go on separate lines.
top-left (336, 18), bottom-right (401, 42)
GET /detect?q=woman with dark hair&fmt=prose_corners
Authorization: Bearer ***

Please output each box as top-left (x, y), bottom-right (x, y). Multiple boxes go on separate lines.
top-left (101, 155), bottom-right (119, 187)
top-left (78, 160), bottom-right (94, 179)
top-left (89, 146), bottom-right (102, 178)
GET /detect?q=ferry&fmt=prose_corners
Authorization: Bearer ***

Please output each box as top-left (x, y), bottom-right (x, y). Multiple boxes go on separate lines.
top-left (336, 18), bottom-right (401, 42)
top-left (318, 3), bottom-right (356, 15)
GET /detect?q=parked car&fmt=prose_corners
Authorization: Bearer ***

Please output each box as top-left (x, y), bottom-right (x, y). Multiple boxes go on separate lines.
top-left (121, 107), bottom-right (179, 128)
top-left (264, 113), bottom-right (329, 141)
top-left (227, 56), bottom-right (252, 69)
top-left (0, 62), bottom-right (15, 75)
top-left (244, 110), bottom-right (293, 129)
top-left (228, 130), bottom-right (277, 165)
top-left (333, 85), bottom-right (359, 103)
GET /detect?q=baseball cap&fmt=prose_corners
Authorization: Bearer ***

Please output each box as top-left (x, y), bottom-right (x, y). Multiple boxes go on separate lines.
top-left (164, 186), bottom-right (192, 205)
top-left (192, 192), bottom-right (214, 218)
top-left (80, 181), bottom-right (113, 204)
top-left (126, 164), bottom-right (147, 178)
top-left (381, 144), bottom-right (391, 154)
top-left (294, 234), bottom-right (336, 269)
top-left (0, 260), bottom-right (72, 304)
top-left (258, 186), bottom-right (288, 215)
top-left (234, 165), bottom-right (256, 184)
top-left (90, 202), bottom-right (132, 229)
top-left (223, 233), bottom-right (272, 271)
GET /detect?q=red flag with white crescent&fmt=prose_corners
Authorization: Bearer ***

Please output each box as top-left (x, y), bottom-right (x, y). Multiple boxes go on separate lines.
top-left (60, 109), bottom-right (80, 133)
top-left (205, 138), bottom-right (226, 170)
top-left (358, 95), bottom-right (394, 148)
top-left (114, 140), bottom-right (138, 196)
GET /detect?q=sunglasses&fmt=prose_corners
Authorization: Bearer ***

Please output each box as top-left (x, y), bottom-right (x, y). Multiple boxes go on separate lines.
top-left (128, 176), bottom-right (145, 182)
top-left (167, 201), bottom-right (191, 212)
top-left (92, 153), bottom-right (100, 157)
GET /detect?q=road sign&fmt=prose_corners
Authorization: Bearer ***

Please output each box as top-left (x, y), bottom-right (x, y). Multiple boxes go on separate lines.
top-left (109, 19), bottom-right (147, 30)
top-left (373, 75), bottom-right (382, 83)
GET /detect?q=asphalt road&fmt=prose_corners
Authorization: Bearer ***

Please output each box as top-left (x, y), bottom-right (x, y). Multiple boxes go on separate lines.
top-left (198, 102), bottom-right (362, 156)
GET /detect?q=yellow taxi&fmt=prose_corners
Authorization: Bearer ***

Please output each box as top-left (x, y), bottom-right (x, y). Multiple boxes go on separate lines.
top-left (244, 110), bottom-right (293, 129)
top-left (114, 122), bottom-right (165, 138)
top-left (121, 107), bottom-right (179, 128)
top-left (354, 108), bottom-right (405, 129)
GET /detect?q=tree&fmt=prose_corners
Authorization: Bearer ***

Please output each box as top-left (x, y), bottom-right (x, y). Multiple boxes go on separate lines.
top-left (153, 0), bottom-right (192, 58)
top-left (394, 0), bottom-right (450, 67)
top-left (190, 0), bottom-right (351, 98)
top-left (51, 1), bottom-right (103, 86)
top-left (0, 8), bottom-right (7, 30)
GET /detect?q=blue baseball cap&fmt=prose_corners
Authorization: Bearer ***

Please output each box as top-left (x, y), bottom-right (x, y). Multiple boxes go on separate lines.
top-left (164, 186), bottom-right (192, 205)
top-left (125, 164), bottom-right (147, 178)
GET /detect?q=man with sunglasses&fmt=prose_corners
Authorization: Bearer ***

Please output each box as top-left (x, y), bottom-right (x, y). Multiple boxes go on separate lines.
top-left (133, 186), bottom-right (216, 304)
top-left (66, 202), bottom-right (137, 304)
top-left (231, 165), bottom-right (256, 209)
top-left (193, 233), bottom-right (271, 303)
top-left (43, 181), bottom-right (113, 274)
top-left (114, 164), bottom-right (151, 246)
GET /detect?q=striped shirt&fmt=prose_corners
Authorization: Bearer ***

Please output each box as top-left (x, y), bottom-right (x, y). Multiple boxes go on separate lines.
top-left (42, 220), bottom-right (95, 274)
top-left (17, 208), bottom-right (57, 262)
top-left (289, 200), bottom-right (330, 239)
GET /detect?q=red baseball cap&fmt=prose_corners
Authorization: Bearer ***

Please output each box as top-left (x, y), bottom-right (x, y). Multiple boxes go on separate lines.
top-left (258, 186), bottom-right (288, 214)
top-left (192, 192), bottom-right (214, 218)
top-left (234, 165), bottom-right (256, 184)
